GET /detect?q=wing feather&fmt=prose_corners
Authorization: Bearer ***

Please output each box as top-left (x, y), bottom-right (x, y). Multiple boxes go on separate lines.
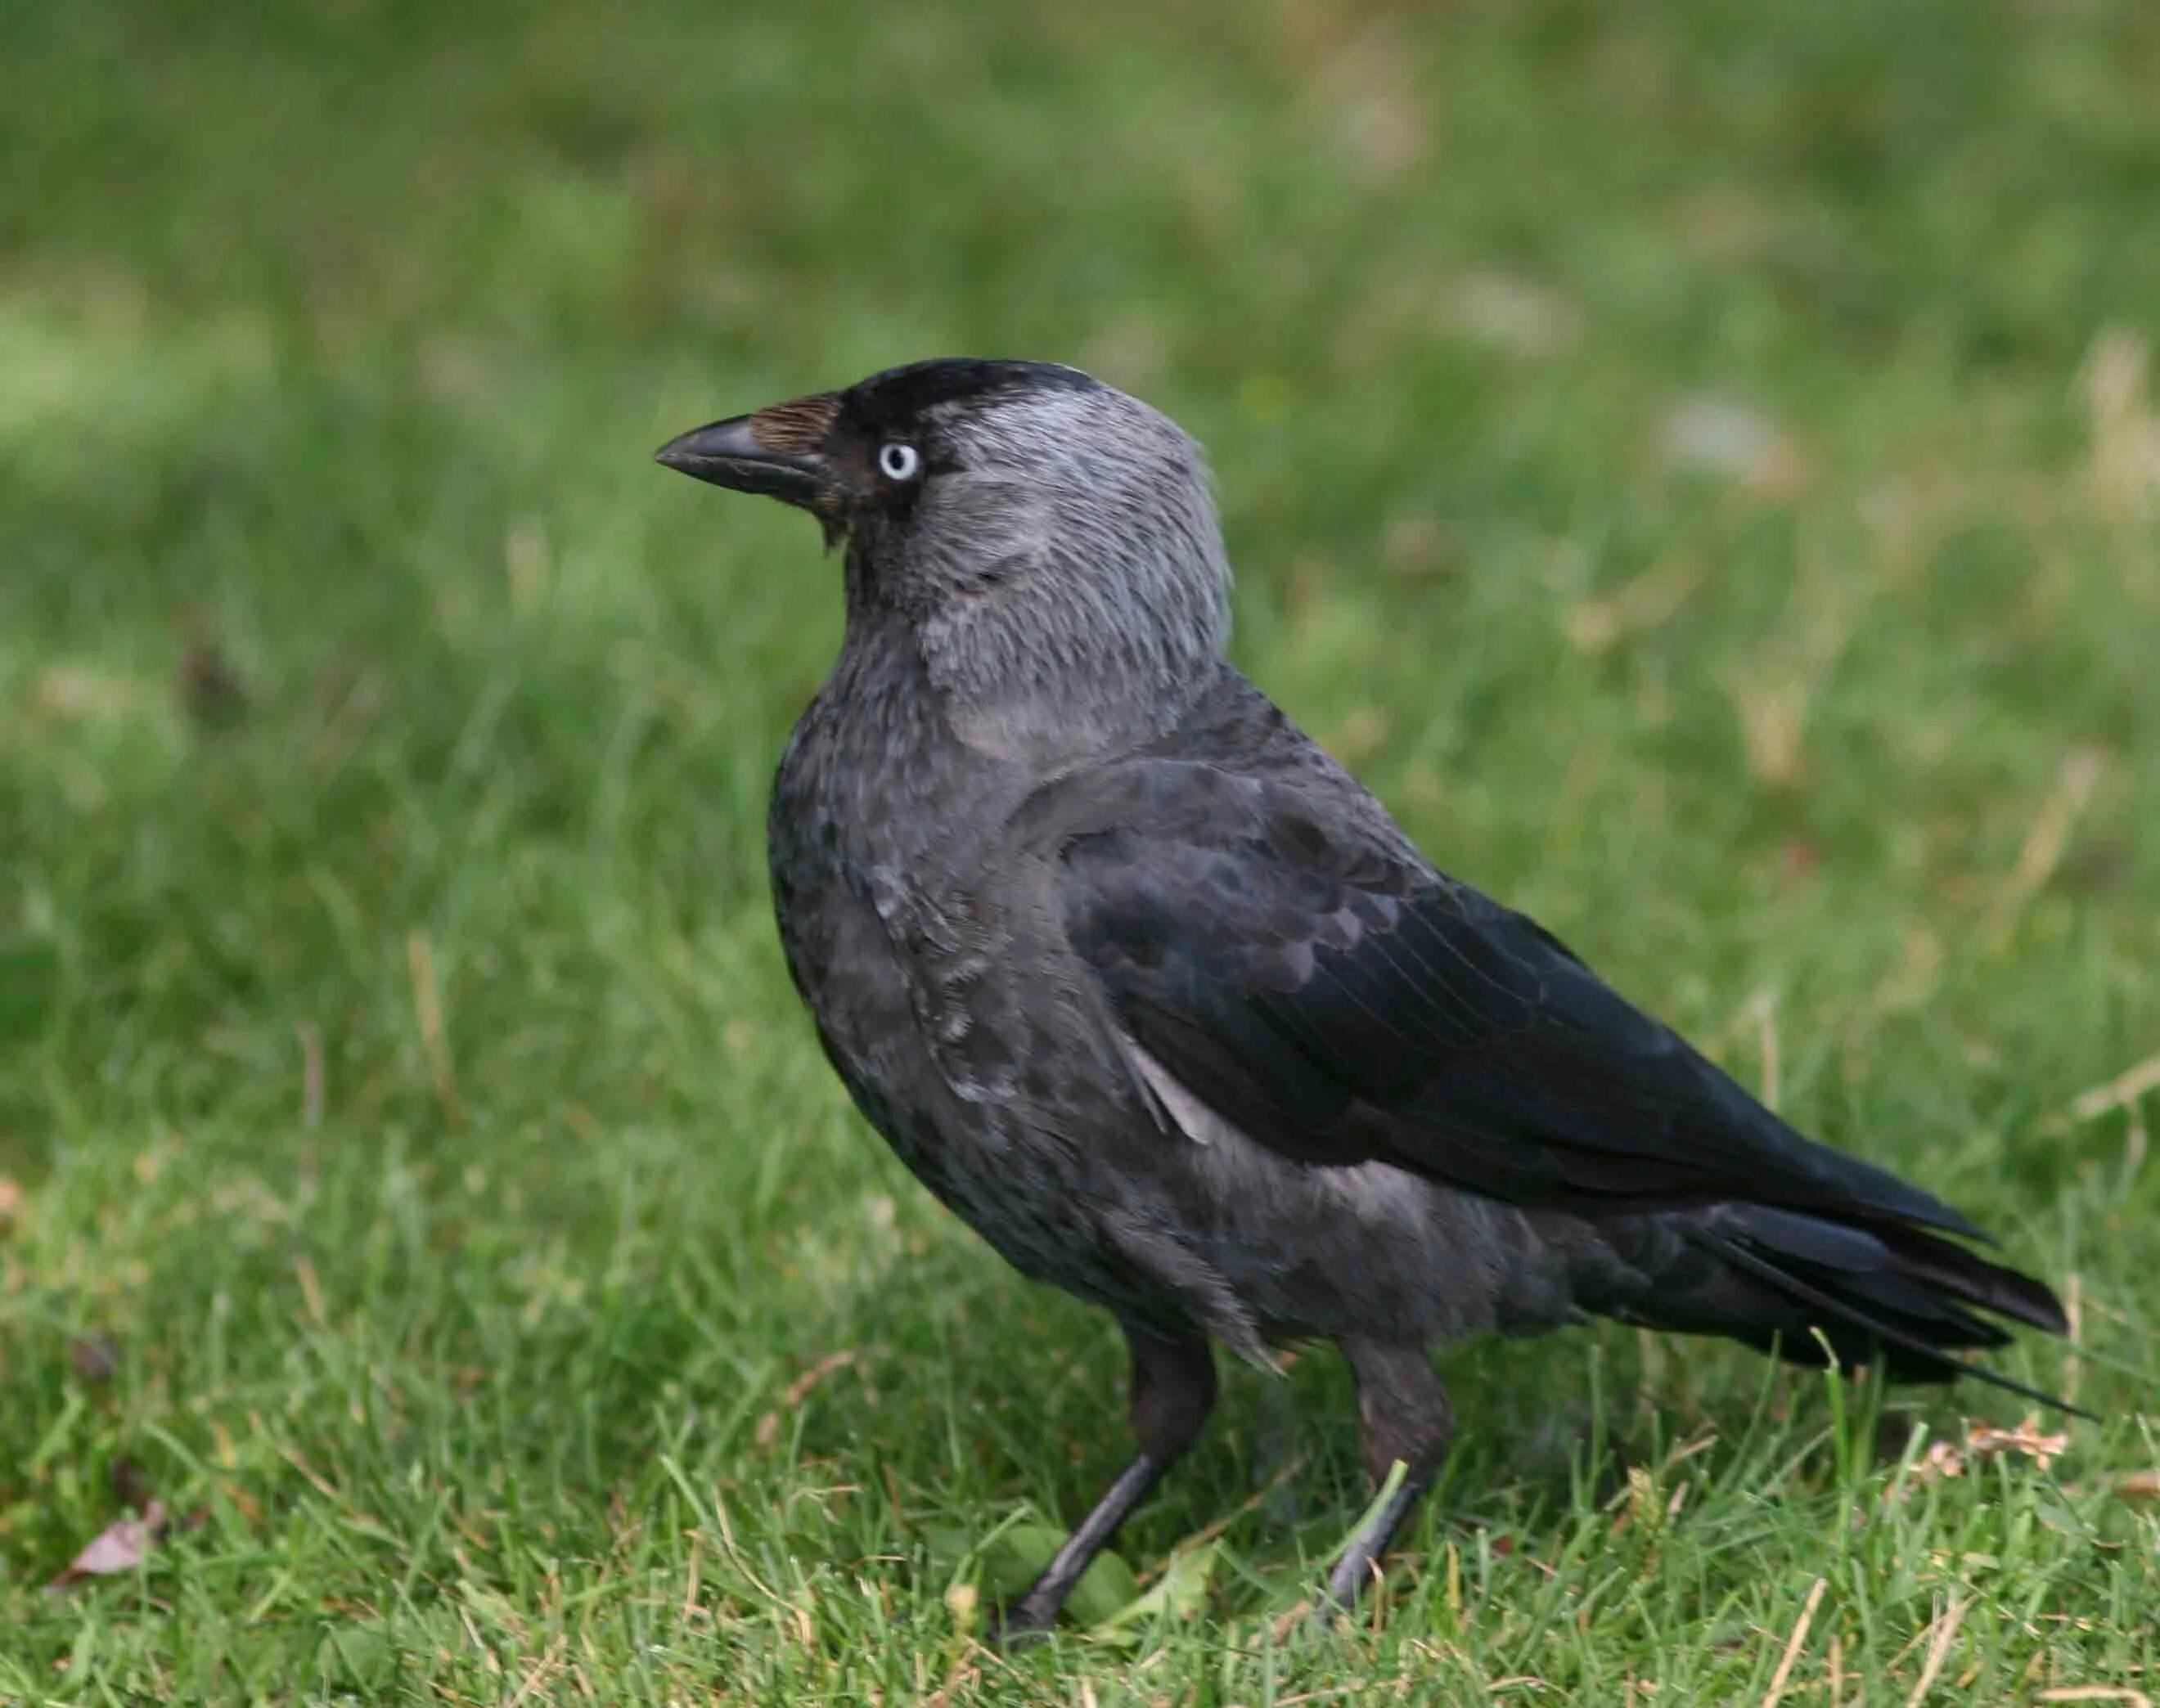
top-left (1051, 761), bottom-right (1982, 1238)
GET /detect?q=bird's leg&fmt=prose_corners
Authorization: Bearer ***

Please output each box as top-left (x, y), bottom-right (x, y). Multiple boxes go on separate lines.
top-left (1320, 1337), bottom-right (1455, 1619)
top-left (997, 1322), bottom-right (1217, 1640)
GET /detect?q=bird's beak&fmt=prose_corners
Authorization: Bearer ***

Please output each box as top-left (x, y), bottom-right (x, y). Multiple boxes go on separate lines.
top-left (653, 392), bottom-right (842, 511)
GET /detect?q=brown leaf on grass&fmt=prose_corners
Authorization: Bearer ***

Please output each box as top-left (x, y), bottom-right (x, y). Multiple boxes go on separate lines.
top-left (0, 1175), bottom-right (23, 1227)
top-left (47, 1501), bottom-right (165, 1590)
top-left (2113, 1470), bottom-right (2160, 1503)
top-left (1906, 1416), bottom-right (2068, 1492)
top-left (1963, 1415), bottom-right (2069, 1472)
top-left (44, 1460), bottom-right (208, 1592)
top-left (1910, 1440), bottom-right (1967, 1486)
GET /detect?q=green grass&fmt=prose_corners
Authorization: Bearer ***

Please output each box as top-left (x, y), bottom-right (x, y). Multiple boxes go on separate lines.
top-left (4, 0), bottom-right (2159, 1698)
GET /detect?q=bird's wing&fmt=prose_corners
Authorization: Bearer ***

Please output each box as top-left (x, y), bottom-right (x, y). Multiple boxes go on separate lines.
top-left (1044, 759), bottom-right (1982, 1236)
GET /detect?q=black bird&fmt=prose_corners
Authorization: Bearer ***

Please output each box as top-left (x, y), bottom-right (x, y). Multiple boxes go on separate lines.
top-left (656, 359), bottom-right (2072, 1633)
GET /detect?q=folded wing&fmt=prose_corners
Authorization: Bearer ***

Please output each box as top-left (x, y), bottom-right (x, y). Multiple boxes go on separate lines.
top-left (1055, 762), bottom-right (1977, 1234)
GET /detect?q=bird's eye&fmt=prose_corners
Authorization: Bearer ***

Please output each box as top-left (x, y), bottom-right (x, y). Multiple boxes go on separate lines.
top-left (878, 443), bottom-right (922, 482)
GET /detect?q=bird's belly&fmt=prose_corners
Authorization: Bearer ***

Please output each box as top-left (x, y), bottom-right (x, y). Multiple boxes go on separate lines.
top-left (1128, 1054), bottom-right (1584, 1346)
top-left (1191, 1148), bottom-right (1575, 1344)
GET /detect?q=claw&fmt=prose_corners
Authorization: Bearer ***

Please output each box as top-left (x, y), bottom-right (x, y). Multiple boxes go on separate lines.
top-left (982, 1601), bottom-right (1057, 1649)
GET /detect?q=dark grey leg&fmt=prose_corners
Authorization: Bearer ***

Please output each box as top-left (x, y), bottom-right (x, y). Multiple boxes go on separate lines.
top-left (997, 1322), bottom-right (1217, 1640)
top-left (1320, 1337), bottom-right (1455, 1617)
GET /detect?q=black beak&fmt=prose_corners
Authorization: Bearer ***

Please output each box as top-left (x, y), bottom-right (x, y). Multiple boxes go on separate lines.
top-left (653, 413), bottom-right (830, 509)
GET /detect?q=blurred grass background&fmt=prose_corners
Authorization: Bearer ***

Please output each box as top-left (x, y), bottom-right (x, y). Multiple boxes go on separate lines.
top-left (3, 0), bottom-right (2158, 1698)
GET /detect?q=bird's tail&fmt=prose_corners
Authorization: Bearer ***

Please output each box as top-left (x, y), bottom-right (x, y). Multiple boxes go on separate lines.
top-left (1604, 1202), bottom-right (2083, 1417)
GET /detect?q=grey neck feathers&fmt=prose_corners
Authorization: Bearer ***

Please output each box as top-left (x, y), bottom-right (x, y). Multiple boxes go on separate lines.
top-left (849, 387), bottom-right (1233, 767)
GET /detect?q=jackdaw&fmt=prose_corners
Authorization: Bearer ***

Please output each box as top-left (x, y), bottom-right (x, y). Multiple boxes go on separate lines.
top-left (655, 358), bottom-right (2072, 1632)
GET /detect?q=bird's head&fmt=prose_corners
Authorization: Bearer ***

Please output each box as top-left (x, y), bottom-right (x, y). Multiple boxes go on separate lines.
top-left (657, 358), bottom-right (1232, 759)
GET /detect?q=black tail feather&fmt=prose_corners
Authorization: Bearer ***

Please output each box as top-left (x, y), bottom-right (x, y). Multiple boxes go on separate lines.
top-left (1867, 1222), bottom-right (2071, 1337)
top-left (1681, 1216), bottom-right (2090, 1421)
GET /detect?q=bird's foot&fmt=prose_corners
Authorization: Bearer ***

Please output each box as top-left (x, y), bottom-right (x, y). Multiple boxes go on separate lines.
top-left (1303, 1562), bottom-right (1372, 1634)
top-left (981, 1597), bottom-right (1059, 1650)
